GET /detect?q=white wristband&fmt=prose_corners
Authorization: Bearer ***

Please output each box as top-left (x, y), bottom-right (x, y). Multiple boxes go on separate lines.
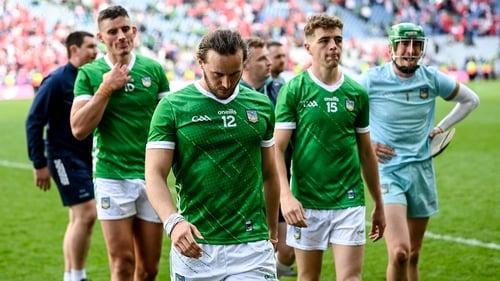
top-left (163, 213), bottom-right (185, 237)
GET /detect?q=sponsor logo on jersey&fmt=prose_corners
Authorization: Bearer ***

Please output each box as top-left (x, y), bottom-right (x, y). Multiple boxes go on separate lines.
top-left (218, 109), bottom-right (237, 115)
top-left (101, 197), bottom-right (110, 209)
top-left (419, 87), bottom-right (429, 99)
top-left (142, 77), bottom-right (152, 88)
top-left (246, 110), bottom-right (258, 123)
top-left (174, 273), bottom-right (186, 281)
top-left (192, 115), bottom-right (211, 122)
top-left (346, 100), bottom-right (355, 111)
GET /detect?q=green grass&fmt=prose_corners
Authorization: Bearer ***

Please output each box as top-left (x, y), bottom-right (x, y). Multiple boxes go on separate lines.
top-left (1, 80), bottom-right (499, 280)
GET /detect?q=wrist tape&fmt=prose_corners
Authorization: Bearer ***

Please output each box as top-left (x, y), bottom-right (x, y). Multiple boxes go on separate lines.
top-left (163, 213), bottom-right (185, 237)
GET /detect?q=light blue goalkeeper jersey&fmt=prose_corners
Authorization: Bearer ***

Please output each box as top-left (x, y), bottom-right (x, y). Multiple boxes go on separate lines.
top-left (358, 63), bottom-right (457, 171)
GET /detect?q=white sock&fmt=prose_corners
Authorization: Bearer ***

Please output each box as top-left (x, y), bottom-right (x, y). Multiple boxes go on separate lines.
top-left (70, 269), bottom-right (86, 281)
top-left (64, 272), bottom-right (71, 281)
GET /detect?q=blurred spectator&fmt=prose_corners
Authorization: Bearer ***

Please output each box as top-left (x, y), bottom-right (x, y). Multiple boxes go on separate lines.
top-left (1, 0), bottom-right (499, 86)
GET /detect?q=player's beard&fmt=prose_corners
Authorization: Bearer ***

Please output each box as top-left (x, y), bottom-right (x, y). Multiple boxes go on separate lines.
top-left (203, 71), bottom-right (240, 100)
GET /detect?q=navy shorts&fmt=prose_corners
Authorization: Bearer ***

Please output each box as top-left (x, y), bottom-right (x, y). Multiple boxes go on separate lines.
top-left (48, 156), bottom-right (94, 206)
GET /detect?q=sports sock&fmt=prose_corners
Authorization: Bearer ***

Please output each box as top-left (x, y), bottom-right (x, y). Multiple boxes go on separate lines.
top-left (70, 269), bottom-right (86, 281)
top-left (64, 272), bottom-right (71, 281)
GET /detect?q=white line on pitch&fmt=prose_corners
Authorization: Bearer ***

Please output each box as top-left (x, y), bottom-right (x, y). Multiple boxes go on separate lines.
top-left (0, 160), bottom-right (31, 170)
top-left (424, 232), bottom-right (500, 250)
top-left (2, 159), bottom-right (499, 250)
top-left (366, 221), bottom-right (499, 250)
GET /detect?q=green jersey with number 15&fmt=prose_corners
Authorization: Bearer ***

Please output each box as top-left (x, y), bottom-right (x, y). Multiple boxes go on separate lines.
top-left (275, 69), bottom-right (369, 210)
top-left (74, 53), bottom-right (170, 179)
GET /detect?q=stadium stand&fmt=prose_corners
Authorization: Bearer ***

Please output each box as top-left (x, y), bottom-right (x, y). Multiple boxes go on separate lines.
top-left (1, 0), bottom-right (499, 98)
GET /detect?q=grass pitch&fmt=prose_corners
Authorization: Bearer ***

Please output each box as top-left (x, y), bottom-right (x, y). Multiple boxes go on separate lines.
top-left (0, 80), bottom-right (498, 280)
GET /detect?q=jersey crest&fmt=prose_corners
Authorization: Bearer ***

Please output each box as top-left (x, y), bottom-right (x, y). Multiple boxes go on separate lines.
top-left (346, 100), bottom-right (355, 111)
top-left (141, 77), bottom-right (152, 88)
top-left (246, 109), bottom-right (258, 123)
top-left (419, 87), bottom-right (429, 99)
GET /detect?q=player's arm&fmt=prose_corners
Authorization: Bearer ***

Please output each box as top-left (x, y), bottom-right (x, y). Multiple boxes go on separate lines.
top-left (433, 83), bottom-right (480, 136)
top-left (26, 79), bottom-right (52, 190)
top-left (274, 128), bottom-right (307, 227)
top-left (70, 63), bottom-right (131, 140)
top-left (261, 144), bottom-right (280, 245)
top-left (145, 148), bottom-right (203, 258)
top-left (356, 131), bottom-right (385, 242)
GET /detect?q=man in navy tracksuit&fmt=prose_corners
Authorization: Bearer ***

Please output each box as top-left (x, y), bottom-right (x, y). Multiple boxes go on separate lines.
top-left (25, 31), bottom-right (98, 281)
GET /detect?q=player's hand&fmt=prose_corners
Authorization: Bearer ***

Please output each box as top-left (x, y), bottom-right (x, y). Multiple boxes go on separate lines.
top-left (100, 63), bottom-right (131, 96)
top-left (34, 167), bottom-right (51, 191)
top-left (372, 142), bottom-right (395, 163)
top-left (170, 221), bottom-right (204, 259)
top-left (368, 206), bottom-right (386, 242)
top-left (429, 127), bottom-right (444, 139)
top-left (281, 194), bottom-right (307, 228)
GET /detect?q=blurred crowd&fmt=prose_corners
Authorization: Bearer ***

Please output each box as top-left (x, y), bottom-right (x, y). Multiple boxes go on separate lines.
top-left (1, 0), bottom-right (499, 90)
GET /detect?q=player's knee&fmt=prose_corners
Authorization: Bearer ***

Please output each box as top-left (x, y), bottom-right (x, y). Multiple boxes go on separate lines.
top-left (409, 250), bottom-right (421, 266)
top-left (392, 245), bottom-right (410, 265)
top-left (277, 247), bottom-right (295, 264)
top-left (110, 255), bottom-right (135, 278)
top-left (135, 264), bottom-right (159, 281)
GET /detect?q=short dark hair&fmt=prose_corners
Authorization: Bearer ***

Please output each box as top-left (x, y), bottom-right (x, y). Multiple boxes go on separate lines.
top-left (196, 29), bottom-right (247, 63)
top-left (97, 5), bottom-right (129, 29)
top-left (65, 31), bottom-right (94, 58)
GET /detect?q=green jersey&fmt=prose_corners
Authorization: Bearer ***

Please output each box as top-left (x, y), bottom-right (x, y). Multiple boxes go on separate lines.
top-left (147, 83), bottom-right (275, 245)
top-left (74, 53), bottom-right (170, 179)
top-left (275, 69), bottom-right (369, 210)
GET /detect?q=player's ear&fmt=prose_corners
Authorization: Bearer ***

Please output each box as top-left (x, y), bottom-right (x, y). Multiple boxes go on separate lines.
top-left (304, 42), bottom-right (312, 55)
top-left (69, 44), bottom-right (78, 56)
top-left (96, 32), bottom-right (103, 43)
top-left (196, 55), bottom-right (203, 68)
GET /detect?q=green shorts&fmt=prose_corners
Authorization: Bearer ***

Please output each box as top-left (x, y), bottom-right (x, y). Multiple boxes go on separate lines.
top-left (380, 159), bottom-right (438, 218)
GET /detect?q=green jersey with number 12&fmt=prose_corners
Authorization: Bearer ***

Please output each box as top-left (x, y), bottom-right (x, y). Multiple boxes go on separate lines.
top-left (147, 83), bottom-right (275, 245)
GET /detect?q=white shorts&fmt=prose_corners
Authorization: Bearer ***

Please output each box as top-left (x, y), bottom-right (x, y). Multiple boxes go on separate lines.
top-left (286, 207), bottom-right (366, 250)
top-left (94, 178), bottom-right (161, 223)
top-left (170, 240), bottom-right (278, 281)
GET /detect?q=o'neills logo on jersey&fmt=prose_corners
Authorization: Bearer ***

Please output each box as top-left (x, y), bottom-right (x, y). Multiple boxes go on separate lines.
top-left (346, 100), bottom-right (355, 111)
top-left (246, 110), bottom-right (258, 123)
top-left (141, 77), bottom-right (152, 88)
